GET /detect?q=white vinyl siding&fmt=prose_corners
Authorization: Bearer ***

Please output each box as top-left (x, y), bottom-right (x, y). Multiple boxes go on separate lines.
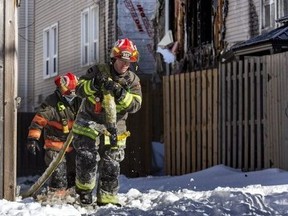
top-left (43, 23), bottom-right (58, 79)
top-left (81, 5), bottom-right (99, 66)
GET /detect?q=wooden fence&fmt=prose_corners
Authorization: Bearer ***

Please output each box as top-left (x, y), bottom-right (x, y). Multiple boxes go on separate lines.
top-left (264, 53), bottom-right (288, 171)
top-left (163, 51), bottom-right (288, 175)
top-left (219, 58), bottom-right (265, 171)
top-left (163, 70), bottom-right (219, 175)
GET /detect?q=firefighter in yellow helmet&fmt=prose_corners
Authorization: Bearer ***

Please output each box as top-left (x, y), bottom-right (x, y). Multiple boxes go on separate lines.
top-left (26, 72), bottom-right (82, 193)
top-left (71, 38), bottom-right (142, 205)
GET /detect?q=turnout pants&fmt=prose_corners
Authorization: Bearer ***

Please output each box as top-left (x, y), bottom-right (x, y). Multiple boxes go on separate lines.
top-left (44, 149), bottom-right (76, 189)
top-left (72, 134), bottom-right (125, 197)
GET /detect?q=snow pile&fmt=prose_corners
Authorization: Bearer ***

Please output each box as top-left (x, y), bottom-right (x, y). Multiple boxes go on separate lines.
top-left (1, 165), bottom-right (288, 215)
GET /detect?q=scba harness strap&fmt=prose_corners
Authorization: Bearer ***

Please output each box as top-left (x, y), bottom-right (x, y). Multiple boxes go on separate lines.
top-left (57, 102), bottom-right (69, 134)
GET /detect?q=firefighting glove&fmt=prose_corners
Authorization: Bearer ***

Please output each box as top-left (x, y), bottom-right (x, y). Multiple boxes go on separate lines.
top-left (26, 138), bottom-right (41, 155)
top-left (107, 127), bottom-right (118, 148)
top-left (94, 71), bottom-right (108, 89)
top-left (104, 80), bottom-right (124, 100)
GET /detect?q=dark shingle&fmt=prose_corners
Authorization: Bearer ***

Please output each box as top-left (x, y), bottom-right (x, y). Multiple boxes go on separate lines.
top-left (232, 25), bottom-right (288, 50)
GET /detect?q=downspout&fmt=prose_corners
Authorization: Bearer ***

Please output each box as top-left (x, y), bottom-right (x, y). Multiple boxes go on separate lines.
top-left (165, 0), bottom-right (169, 33)
top-left (24, 0), bottom-right (28, 111)
top-left (184, 0), bottom-right (187, 53)
top-left (114, 0), bottom-right (117, 43)
top-left (165, 0), bottom-right (170, 75)
top-left (105, 0), bottom-right (108, 62)
top-left (259, 0), bottom-right (262, 33)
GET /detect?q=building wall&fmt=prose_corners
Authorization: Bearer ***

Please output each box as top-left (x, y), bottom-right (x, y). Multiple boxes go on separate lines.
top-left (225, 0), bottom-right (260, 49)
top-left (33, 0), bottom-right (115, 109)
top-left (18, 0), bottom-right (35, 112)
top-left (99, 0), bottom-right (117, 63)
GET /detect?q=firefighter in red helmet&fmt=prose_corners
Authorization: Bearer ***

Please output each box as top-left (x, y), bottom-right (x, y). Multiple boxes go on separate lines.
top-left (26, 72), bottom-right (82, 194)
top-left (72, 38), bottom-right (142, 205)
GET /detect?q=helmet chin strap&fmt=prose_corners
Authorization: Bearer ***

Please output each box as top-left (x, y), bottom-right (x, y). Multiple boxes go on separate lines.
top-left (63, 94), bottom-right (75, 104)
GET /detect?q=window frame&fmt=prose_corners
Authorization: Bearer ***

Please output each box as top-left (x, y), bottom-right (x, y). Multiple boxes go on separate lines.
top-left (43, 22), bottom-right (58, 79)
top-left (277, 0), bottom-right (288, 18)
top-left (261, 0), bottom-right (288, 32)
top-left (81, 5), bottom-right (100, 67)
top-left (262, 0), bottom-right (275, 30)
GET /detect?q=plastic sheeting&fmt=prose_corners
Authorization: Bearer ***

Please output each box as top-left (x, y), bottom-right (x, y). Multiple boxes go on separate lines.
top-left (117, 0), bottom-right (156, 74)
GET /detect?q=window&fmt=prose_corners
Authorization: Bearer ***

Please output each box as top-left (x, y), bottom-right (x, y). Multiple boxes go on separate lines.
top-left (262, 0), bottom-right (275, 29)
top-left (278, 0), bottom-right (288, 18)
top-left (262, 0), bottom-right (288, 30)
top-left (81, 5), bottom-right (99, 66)
top-left (43, 23), bottom-right (58, 78)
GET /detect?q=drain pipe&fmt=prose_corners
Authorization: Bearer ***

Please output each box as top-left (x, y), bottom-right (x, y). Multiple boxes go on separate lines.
top-left (165, 0), bottom-right (170, 75)
top-left (24, 0), bottom-right (28, 111)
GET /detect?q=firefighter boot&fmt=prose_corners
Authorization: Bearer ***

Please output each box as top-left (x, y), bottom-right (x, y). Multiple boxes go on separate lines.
top-left (80, 192), bottom-right (92, 205)
top-left (97, 193), bottom-right (121, 207)
top-left (76, 187), bottom-right (93, 205)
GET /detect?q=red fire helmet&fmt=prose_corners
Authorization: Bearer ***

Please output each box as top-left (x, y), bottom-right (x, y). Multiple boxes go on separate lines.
top-left (110, 38), bottom-right (139, 62)
top-left (54, 72), bottom-right (78, 95)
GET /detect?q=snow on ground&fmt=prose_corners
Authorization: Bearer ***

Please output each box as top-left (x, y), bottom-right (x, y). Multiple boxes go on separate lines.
top-left (1, 164), bottom-right (288, 215)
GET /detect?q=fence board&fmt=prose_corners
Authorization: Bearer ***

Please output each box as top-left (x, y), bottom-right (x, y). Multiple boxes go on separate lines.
top-left (276, 54), bottom-right (281, 167)
top-left (213, 69), bottom-right (218, 165)
top-left (270, 55), bottom-right (279, 167)
top-left (275, 54), bottom-right (282, 168)
top-left (232, 61), bottom-right (237, 168)
top-left (250, 58), bottom-right (255, 169)
top-left (244, 59), bottom-right (249, 170)
top-left (163, 77), bottom-right (171, 175)
top-left (180, 74), bottom-right (186, 174)
top-left (207, 70), bottom-right (213, 167)
top-left (268, 55), bottom-right (274, 167)
top-left (238, 61), bottom-right (243, 168)
top-left (279, 53), bottom-right (285, 169)
top-left (196, 71), bottom-right (202, 170)
top-left (221, 64), bottom-right (226, 164)
top-left (185, 73), bottom-right (191, 172)
top-left (170, 75), bottom-right (176, 175)
top-left (256, 57), bottom-right (262, 170)
top-left (263, 55), bottom-right (269, 169)
top-left (190, 73), bottom-right (197, 172)
top-left (275, 55), bottom-right (280, 167)
top-left (266, 55), bottom-right (273, 168)
top-left (175, 75), bottom-right (181, 175)
top-left (201, 71), bottom-right (207, 169)
top-left (227, 63), bottom-right (232, 166)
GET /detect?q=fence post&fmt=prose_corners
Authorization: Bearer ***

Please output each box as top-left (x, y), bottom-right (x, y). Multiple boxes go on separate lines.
top-left (0, 0), bottom-right (4, 199)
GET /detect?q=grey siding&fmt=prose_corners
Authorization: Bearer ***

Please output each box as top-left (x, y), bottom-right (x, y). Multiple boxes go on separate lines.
top-left (225, 0), bottom-right (260, 48)
top-left (34, 0), bottom-right (116, 109)
top-left (99, 0), bottom-right (116, 63)
top-left (18, 0), bottom-right (35, 112)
